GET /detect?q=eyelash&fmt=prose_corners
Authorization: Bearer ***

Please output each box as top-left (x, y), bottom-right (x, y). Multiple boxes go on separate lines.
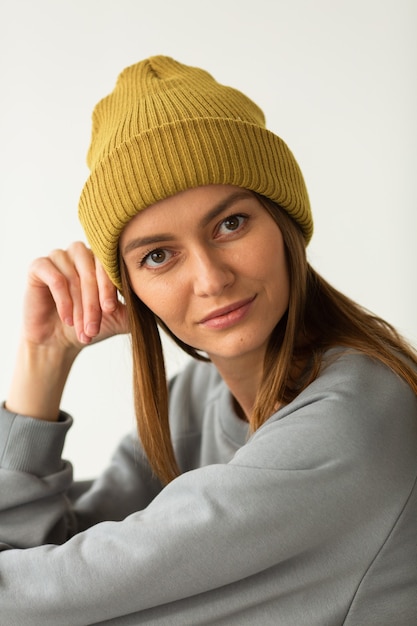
top-left (138, 213), bottom-right (248, 269)
top-left (216, 213), bottom-right (247, 236)
top-left (137, 248), bottom-right (174, 268)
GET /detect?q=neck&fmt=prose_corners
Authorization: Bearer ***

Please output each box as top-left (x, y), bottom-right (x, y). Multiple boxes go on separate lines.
top-left (210, 353), bottom-right (264, 422)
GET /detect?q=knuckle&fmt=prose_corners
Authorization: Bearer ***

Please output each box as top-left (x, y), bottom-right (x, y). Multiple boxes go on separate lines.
top-left (28, 255), bottom-right (55, 278)
top-left (85, 302), bottom-right (102, 318)
top-left (28, 256), bottom-right (46, 272)
top-left (48, 248), bottom-right (66, 260)
top-left (49, 272), bottom-right (69, 292)
top-left (68, 241), bottom-right (91, 256)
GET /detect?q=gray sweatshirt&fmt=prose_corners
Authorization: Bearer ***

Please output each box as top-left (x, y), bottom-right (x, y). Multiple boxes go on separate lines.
top-left (0, 349), bottom-right (416, 625)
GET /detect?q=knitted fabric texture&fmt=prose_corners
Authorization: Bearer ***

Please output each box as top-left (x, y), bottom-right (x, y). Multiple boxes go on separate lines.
top-left (78, 55), bottom-right (313, 289)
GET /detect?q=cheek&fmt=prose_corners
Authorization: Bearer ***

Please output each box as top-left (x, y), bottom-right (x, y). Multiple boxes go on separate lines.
top-left (246, 235), bottom-right (288, 282)
top-left (258, 241), bottom-right (290, 307)
top-left (130, 277), bottom-right (185, 324)
top-left (274, 255), bottom-right (290, 303)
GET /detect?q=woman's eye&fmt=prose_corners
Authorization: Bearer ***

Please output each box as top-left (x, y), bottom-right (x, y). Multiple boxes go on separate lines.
top-left (218, 214), bottom-right (246, 235)
top-left (141, 248), bottom-right (172, 268)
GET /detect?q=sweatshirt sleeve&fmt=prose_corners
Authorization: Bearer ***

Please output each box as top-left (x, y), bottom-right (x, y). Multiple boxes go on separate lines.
top-left (0, 408), bottom-right (74, 547)
top-left (0, 406), bottom-right (162, 547)
top-left (0, 353), bottom-right (416, 625)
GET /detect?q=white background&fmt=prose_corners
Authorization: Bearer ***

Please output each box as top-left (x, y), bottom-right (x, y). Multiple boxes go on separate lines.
top-left (0, 0), bottom-right (416, 479)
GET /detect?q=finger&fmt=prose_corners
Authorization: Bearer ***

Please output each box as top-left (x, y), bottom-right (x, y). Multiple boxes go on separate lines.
top-left (67, 242), bottom-right (103, 343)
top-left (28, 255), bottom-right (75, 327)
top-left (48, 247), bottom-right (89, 343)
top-left (95, 257), bottom-right (119, 313)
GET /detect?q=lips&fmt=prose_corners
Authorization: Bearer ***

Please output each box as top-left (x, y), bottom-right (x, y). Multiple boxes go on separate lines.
top-left (198, 296), bottom-right (256, 326)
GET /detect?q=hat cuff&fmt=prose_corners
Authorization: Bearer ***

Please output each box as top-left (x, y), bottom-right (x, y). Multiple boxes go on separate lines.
top-left (79, 117), bottom-right (312, 289)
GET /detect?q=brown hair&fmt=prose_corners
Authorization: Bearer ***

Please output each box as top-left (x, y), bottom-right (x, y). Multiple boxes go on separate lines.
top-left (120, 194), bottom-right (417, 485)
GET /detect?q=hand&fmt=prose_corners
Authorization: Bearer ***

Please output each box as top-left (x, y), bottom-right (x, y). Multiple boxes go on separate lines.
top-left (23, 241), bottom-right (128, 352)
top-left (6, 242), bottom-right (129, 420)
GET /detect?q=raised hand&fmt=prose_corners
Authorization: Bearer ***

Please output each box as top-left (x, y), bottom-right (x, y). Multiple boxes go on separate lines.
top-left (23, 241), bottom-right (127, 350)
top-left (6, 242), bottom-right (128, 420)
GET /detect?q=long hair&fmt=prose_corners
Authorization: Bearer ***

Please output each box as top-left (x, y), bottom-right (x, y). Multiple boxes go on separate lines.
top-left (120, 194), bottom-right (417, 485)
top-left (251, 195), bottom-right (417, 430)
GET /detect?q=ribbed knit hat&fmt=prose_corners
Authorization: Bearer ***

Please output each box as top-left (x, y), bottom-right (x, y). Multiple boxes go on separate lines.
top-left (78, 56), bottom-right (312, 289)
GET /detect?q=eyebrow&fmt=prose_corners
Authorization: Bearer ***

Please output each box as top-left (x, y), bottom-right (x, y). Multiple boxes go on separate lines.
top-left (122, 189), bottom-right (254, 256)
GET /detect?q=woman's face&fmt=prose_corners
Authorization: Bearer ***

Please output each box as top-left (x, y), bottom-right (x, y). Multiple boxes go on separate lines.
top-left (120, 185), bottom-right (289, 369)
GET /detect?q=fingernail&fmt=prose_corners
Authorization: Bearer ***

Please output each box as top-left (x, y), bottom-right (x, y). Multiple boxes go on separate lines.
top-left (103, 299), bottom-right (116, 312)
top-left (85, 322), bottom-right (99, 336)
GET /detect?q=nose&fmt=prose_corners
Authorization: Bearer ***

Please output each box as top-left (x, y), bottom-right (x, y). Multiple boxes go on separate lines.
top-left (191, 247), bottom-right (234, 297)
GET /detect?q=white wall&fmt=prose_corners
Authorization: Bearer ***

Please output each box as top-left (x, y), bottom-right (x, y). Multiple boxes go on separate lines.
top-left (1, 0), bottom-right (416, 479)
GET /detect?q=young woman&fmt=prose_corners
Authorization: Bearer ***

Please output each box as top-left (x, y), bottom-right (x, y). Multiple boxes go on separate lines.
top-left (1, 56), bottom-right (416, 625)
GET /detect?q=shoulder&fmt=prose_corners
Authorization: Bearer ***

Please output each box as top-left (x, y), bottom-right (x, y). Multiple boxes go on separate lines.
top-left (313, 348), bottom-right (417, 416)
top-left (236, 349), bottom-right (417, 472)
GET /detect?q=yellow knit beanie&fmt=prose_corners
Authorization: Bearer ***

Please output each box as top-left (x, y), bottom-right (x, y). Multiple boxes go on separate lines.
top-left (78, 56), bottom-right (312, 289)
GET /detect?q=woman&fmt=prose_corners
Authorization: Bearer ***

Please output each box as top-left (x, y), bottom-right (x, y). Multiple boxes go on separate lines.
top-left (1, 56), bottom-right (416, 625)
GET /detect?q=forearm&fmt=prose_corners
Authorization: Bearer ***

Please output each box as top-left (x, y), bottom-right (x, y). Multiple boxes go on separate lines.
top-left (0, 406), bottom-right (74, 548)
top-left (5, 340), bottom-right (79, 421)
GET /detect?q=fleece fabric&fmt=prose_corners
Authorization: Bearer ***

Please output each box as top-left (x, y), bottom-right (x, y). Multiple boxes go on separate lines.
top-left (0, 350), bottom-right (416, 625)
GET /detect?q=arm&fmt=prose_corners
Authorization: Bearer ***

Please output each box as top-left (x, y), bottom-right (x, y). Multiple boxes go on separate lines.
top-left (0, 242), bottom-right (129, 546)
top-left (6, 242), bottom-right (127, 420)
top-left (0, 406), bottom-right (162, 546)
top-left (1, 354), bottom-right (416, 625)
